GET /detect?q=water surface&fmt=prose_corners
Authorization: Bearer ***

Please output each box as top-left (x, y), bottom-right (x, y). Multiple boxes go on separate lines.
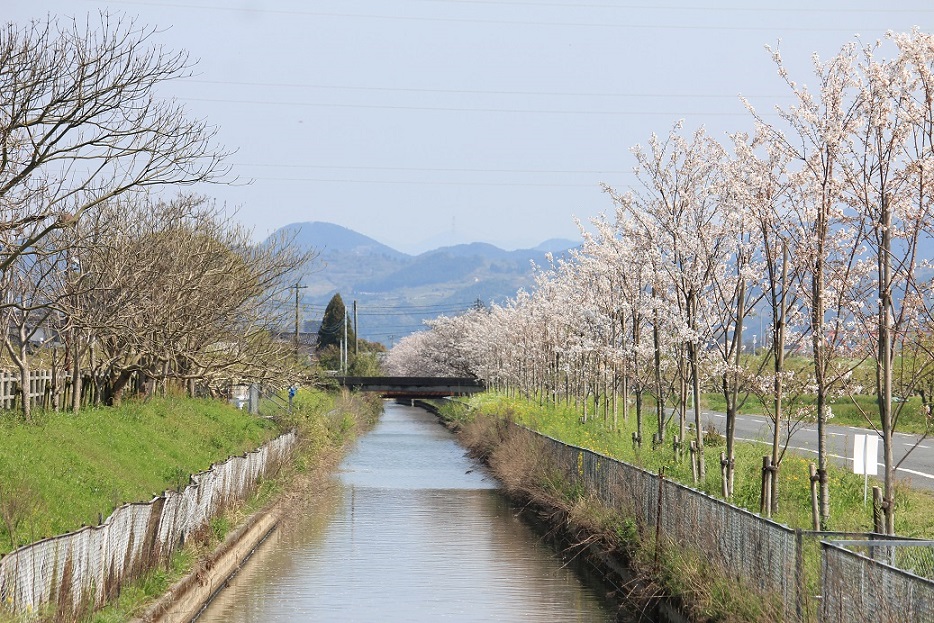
top-left (197, 402), bottom-right (618, 622)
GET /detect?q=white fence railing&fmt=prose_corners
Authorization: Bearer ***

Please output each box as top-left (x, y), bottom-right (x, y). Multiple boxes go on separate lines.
top-left (0, 369), bottom-right (52, 410)
top-left (0, 430), bottom-right (296, 619)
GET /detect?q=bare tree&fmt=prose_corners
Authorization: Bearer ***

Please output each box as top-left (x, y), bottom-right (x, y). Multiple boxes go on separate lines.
top-left (63, 194), bottom-right (312, 405)
top-left (0, 12), bottom-right (229, 273)
top-left (0, 238), bottom-right (65, 421)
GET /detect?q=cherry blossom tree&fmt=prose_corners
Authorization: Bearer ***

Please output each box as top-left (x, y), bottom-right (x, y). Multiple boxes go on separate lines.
top-left (840, 31), bottom-right (934, 533)
top-left (625, 123), bottom-right (727, 481)
top-left (750, 41), bottom-right (868, 529)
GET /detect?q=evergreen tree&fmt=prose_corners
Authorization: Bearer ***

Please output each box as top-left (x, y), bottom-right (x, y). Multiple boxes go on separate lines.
top-left (317, 293), bottom-right (355, 350)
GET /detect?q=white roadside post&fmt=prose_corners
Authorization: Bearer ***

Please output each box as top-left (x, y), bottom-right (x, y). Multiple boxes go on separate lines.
top-left (853, 433), bottom-right (879, 505)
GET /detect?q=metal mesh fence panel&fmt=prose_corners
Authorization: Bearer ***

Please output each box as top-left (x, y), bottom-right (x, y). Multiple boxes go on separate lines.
top-left (525, 426), bottom-right (804, 621)
top-left (0, 430), bottom-right (295, 619)
top-left (822, 541), bottom-right (934, 623)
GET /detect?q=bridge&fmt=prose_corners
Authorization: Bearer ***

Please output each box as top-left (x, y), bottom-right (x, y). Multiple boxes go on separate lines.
top-left (334, 376), bottom-right (485, 398)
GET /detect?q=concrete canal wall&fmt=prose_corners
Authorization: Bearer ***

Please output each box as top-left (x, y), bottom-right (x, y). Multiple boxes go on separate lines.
top-left (134, 503), bottom-right (282, 623)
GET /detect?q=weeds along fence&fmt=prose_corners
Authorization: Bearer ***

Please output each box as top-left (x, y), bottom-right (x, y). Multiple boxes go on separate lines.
top-left (523, 426), bottom-right (807, 621)
top-left (517, 424), bottom-right (931, 623)
top-left (0, 430), bottom-right (296, 620)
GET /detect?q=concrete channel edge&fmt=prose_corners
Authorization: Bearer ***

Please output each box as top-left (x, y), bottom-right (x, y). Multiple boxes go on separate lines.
top-left (132, 502), bottom-right (283, 623)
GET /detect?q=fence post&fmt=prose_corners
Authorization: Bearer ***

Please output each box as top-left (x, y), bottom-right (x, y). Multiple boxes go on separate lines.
top-left (795, 528), bottom-right (806, 621)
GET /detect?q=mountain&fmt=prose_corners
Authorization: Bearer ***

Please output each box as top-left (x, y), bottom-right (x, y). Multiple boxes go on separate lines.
top-left (268, 222), bottom-right (579, 345)
top-left (275, 221), bottom-right (408, 260)
top-left (533, 238), bottom-right (581, 254)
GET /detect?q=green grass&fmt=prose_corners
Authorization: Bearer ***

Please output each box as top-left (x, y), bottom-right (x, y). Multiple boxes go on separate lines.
top-left (0, 397), bottom-right (280, 554)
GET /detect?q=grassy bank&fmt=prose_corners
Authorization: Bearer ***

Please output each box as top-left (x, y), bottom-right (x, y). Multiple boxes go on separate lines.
top-left (82, 389), bottom-right (381, 623)
top-left (0, 398), bottom-right (283, 554)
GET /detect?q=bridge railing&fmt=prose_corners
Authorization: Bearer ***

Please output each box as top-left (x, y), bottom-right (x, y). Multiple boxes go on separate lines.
top-left (335, 376), bottom-right (485, 397)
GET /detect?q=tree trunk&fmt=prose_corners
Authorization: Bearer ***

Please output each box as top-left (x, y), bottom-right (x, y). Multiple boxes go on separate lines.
top-left (17, 357), bottom-right (30, 424)
top-left (770, 241), bottom-right (788, 514)
top-left (878, 194), bottom-right (896, 534)
top-left (70, 336), bottom-right (82, 412)
top-left (723, 276), bottom-right (745, 498)
top-left (679, 347), bottom-right (687, 454)
top-left (813, 218), bottom-right (830, 530)
top-left (690, 341), bottom-right (705, 481)
top-left (653, 289), bottom-right (665, 443)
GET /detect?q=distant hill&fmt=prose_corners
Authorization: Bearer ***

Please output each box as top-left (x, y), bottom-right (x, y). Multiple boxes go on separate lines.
top-left (275, 222), bottom-right (408, 260)
top-left (533, 238), bottom-right (580, 254)
top-left (268, 222), bottom-right (580, 345)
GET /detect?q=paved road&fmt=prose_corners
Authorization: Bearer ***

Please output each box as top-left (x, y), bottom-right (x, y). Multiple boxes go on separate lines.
top-left (696, 410), bottom-right (934, 492)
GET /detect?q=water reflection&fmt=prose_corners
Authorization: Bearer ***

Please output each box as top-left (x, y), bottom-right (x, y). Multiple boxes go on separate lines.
top-left (197, 402), bottom-right (618, 622)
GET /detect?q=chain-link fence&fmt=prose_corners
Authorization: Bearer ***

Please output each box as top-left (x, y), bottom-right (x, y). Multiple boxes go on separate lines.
top-left (822, 538), bottom-right (934, 623)
top-left (518, 424), bottom-right (934, 623)
top-left (0, 430), bottom-right (296, 620)
top-left (528, 427), bottom-right (805, 620)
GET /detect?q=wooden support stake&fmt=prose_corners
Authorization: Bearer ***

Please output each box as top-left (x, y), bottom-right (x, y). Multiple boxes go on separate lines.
top-left (872, 486), bottom-right (884, 534)
top-left (809, 463), bottom-right (820, 531)
top-left (760, 455), bottom-right (772, 517)
top-left (690, 440), bottom-right (698, 484)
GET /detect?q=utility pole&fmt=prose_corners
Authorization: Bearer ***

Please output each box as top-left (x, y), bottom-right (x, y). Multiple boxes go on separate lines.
top-left (353, 300), bottom-right (358, 358)
top-left (292, 282), bottom-right (308, 357)
top-left (343, 311), bottom-right (349, 374)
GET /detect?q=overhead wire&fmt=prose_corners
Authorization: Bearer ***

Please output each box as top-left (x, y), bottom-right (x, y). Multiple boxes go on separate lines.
top-left (181, 78), bottom-right (791, 101)
top-left (101, 0), bottom-right (922, 32)
top-left (179, 95), bottom-right (763, 117)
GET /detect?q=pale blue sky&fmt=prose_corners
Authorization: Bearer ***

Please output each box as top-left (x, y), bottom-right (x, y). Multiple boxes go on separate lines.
top-left (8, 1), bottom-right (934, 253)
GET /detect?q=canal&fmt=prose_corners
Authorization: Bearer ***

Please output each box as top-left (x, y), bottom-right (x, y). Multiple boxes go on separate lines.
top-left (196, 401), bottom-right (621, 621)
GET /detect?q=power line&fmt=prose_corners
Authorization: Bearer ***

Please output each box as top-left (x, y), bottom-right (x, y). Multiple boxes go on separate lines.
top-left (234, 163), bottom-right (628, 174)
top-left (183, 78), bottom-right (790, 101)
top-left (103, 1), bottom-right (924, 31)
top-left (180, 95), bottom-right (764, 117)
top-left (247, 177), bottom-right (599, 188)
top-left (408, 0), bottom-right (933, 12)
top-left (355, 303), bottom-right (477, 311)
top-left (301, 302), bottom-right (472, 311)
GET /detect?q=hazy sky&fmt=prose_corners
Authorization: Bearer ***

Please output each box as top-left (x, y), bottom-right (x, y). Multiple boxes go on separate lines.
top-left (8, 1), bottom-right (934, 254)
